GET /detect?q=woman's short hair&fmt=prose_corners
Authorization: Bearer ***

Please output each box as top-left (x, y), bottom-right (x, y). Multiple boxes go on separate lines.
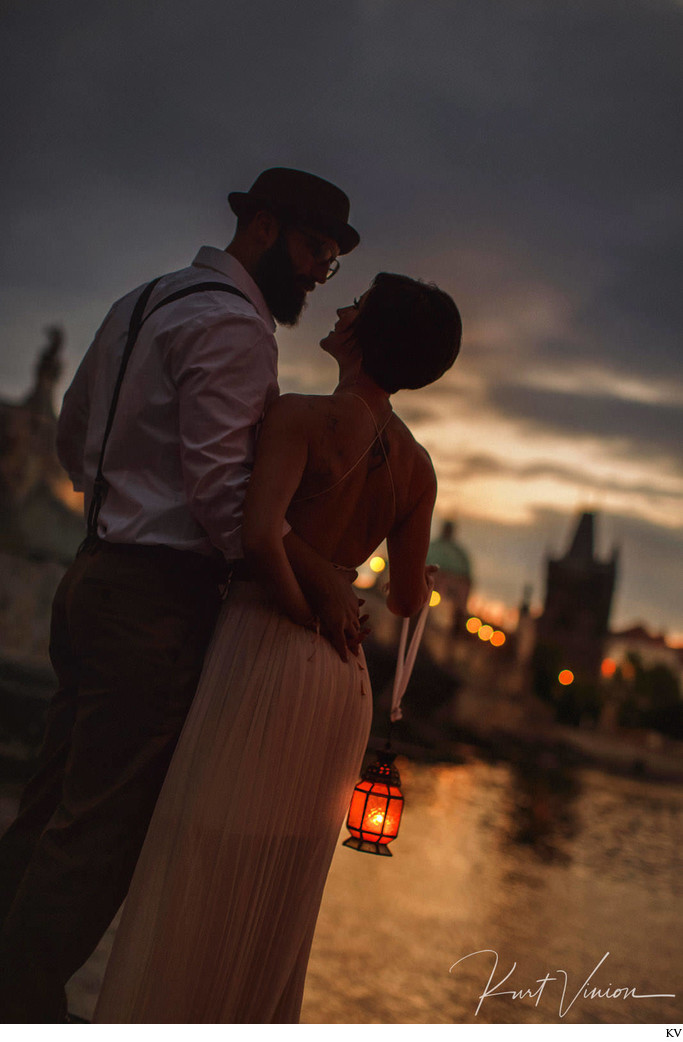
top-left (354, 273), bottom-right (462, 394)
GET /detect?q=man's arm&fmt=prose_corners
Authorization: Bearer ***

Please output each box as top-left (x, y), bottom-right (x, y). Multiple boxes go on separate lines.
top-left (173, 310), bottom-right (278, 560)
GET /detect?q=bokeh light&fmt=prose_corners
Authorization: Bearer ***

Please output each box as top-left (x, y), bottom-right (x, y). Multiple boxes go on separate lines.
top-left (466, 617), bottom-right (482, 634)
top-left (478, 624), bottom-right (494, 642)
top-left (429, 590), bottom-right (441, 607)
top-left (369, 556), bottom-right (386, 574)
top-left (601, 657), bottom-right (617, 678)
top-left (490, 630), bottom-right (506, 647)
top-left (558, 669), bottom-right (574, 686)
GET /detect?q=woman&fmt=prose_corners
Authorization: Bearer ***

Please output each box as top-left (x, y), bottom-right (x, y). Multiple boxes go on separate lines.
top-left (94, 272), bottom-right (462, 1023)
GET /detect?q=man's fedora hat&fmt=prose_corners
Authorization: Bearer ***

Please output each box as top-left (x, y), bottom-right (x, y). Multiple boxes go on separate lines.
top-left (228, 167), bottom-right (360, 255)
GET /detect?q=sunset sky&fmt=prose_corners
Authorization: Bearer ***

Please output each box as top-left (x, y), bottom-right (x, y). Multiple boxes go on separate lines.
top-left (2, 0), bottom-right (681, 638)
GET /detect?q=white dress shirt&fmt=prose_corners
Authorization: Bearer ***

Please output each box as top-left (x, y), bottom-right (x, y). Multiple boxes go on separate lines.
top-left (57, 247), bottom-right (279, 560)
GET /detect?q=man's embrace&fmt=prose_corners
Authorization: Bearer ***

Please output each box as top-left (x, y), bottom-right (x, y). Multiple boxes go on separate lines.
top-left (0, 167), bottom-right (361, 1023)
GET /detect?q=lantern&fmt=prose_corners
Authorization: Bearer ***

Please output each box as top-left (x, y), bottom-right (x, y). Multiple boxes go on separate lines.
top-left (343, 751), bottom-right (404, 856)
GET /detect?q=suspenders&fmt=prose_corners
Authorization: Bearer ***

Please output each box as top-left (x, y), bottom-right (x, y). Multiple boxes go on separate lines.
top-left (84, 278), bottom-right (253, 548)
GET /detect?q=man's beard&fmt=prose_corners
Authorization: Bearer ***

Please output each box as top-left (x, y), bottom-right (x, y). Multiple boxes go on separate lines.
top-left (254, 232), bottom-right (314, 326)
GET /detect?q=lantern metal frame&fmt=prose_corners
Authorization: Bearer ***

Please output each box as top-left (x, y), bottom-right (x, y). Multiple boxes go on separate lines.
top-left (343, 749), bottom-right (404, 856)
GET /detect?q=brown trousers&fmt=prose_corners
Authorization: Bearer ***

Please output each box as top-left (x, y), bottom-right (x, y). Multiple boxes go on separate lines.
top-left (0, 542), bottom-right (223, 1022)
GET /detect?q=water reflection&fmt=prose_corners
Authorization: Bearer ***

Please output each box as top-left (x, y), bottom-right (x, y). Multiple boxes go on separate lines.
top-left (505, 760), bottom-right (580, 863)
top-left (302, 758), bottom-right (682, 1025)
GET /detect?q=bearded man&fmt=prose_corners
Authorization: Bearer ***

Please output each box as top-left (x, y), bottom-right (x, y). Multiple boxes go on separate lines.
top-left (0, 168), bottom-right (361, 1023)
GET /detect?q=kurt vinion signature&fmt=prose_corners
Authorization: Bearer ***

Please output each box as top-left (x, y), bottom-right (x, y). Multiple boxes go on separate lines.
top-left (449, 949), bottom-right (676, 1018)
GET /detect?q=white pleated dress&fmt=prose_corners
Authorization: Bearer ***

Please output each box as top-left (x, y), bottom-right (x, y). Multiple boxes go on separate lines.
top-left (94, 580), bottom-right (372, 1023)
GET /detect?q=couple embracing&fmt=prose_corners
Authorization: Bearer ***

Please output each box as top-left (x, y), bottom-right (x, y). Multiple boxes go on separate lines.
top-left (0, 168), bottom-right (462, 1023)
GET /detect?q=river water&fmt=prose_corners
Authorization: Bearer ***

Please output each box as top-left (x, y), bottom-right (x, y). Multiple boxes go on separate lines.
top-left (2, 755), bottom-right (681, 1024)
top-left (300, 757), bottom-right (682, 1025)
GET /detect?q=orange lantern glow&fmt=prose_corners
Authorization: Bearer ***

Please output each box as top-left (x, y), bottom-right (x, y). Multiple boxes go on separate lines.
top-left (343, 752), bottom-right (404, 856)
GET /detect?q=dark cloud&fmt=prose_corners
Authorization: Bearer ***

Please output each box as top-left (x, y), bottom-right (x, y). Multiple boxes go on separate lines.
top-left (443, 453), bottom-right (683, 501)
top-left (3, 1), bottom-right (682, 297)
top-left (487, 382), bottom-right (683, 467)
top-left (574, 230), bottom-right (683, 381)
top-left (1, 1), bottom-right (356, 293)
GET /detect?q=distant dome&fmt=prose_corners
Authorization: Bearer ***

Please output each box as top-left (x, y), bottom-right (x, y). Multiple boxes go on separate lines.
top-left (427, 520), bottom-right (471, 579)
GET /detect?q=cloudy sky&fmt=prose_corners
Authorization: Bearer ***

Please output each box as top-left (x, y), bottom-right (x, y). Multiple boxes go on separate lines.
top-left (2, 0), bottom-right (682, 637)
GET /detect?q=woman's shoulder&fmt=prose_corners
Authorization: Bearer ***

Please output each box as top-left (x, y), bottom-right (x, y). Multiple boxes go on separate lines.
top-left (267, 392), bottom-right (315, 412)
top-left (265, 391), bottom-right (361, 433)
top-left (262, 392), bottom-right (329, 428)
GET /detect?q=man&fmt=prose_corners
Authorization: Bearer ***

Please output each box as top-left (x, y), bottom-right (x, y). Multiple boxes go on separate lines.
top-left (0, 168), bottom-right (361, 1022)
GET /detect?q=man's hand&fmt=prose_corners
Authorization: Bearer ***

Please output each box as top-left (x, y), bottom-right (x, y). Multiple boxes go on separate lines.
top-left (351, 600), bottom-right (371, 655)
top-left (283, 531), bottom-right (371, 661)
top-left (308, 564), bottom-right (368, 662)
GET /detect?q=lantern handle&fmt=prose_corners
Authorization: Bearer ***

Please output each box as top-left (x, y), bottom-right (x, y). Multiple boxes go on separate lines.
top-left (390, 568), bottom-right (437, 722)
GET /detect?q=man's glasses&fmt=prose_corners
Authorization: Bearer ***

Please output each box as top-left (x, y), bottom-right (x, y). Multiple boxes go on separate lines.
top-left (324, 257), bottom-right (340, 280)
top-left (293, 228), bottom-right (340, 280)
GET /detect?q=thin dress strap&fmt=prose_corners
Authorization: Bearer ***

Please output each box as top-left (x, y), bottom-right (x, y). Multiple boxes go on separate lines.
top-left (293, 392), bottom-right (396, 514)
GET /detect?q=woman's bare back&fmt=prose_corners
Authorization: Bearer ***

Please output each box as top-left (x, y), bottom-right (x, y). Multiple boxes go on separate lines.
top-left (282, 392), bottom-right (435, 569)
